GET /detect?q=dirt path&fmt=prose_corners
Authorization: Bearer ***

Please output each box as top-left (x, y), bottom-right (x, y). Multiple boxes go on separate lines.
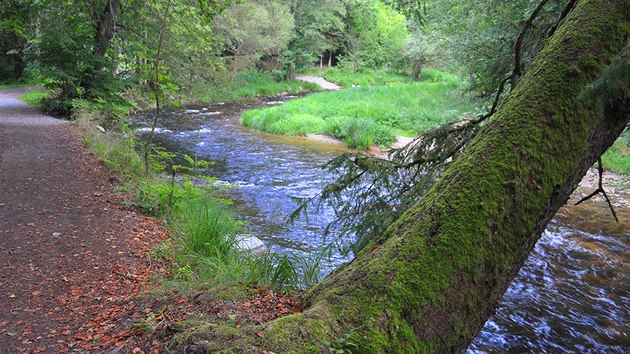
top-left (0, 88), bottom-right (166, 353)
top-left (295, 75), bottom-right (342, 90)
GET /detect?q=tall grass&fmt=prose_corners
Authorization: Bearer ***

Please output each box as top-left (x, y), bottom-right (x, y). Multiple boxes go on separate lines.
top-left (242, 69), bottom-right (478, 149)
top-left (186, 70), bottom-right (319, 104)
top-left (602, 135), bottom-right (630, 175)
top-left (307, 67), bottom-right (456, 88)
top-left (170, 198), bottom-right (243, 257)
top-left (309, 67), bottom-right (410, 87)
top-left (161, 197), bottom-right (320, 291)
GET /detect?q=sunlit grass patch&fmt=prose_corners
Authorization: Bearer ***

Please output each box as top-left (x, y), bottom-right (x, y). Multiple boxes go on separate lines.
top-left (187, 70), bottom-right (319, 104)
top-left (602, 135), bottom-right (630, 175)
top-left (19, 88), bottom-right (49, 110)
top-left (242, 69), bottom-right (477, 149)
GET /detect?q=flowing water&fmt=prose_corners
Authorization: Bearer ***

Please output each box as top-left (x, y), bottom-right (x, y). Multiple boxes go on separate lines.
top-left (132, 98), bottom-right (629, 353)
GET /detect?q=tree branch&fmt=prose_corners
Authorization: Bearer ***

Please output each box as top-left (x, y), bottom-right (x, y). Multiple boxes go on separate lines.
top-left (512, 0), bottom-right (551, 88)
top-left (548, 0), bottom-right (578, 38)
top-left (575, 158), bottom-right (619, 222)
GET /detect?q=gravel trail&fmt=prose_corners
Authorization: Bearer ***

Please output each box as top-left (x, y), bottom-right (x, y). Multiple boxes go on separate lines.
top-left (0, 88), bottom-right (164, 353)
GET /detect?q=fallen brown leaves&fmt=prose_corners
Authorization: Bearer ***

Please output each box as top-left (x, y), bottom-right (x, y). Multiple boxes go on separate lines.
top-left (54, 218), bottom-right (169, 353)
top-left (239, 287), bottom-right (302, 324)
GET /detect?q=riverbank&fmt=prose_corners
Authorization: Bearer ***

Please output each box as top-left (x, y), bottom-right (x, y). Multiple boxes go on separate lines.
top-left (6, 77), bottom-right (629, 351)
top-left (241, 68), bottom-right (478, 149)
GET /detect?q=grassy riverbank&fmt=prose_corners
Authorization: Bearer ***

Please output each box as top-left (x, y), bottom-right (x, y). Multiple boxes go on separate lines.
top-left (182, 70), bottom-right (320, 104)
top-left (307, 67), bottom-right (410, 87)
top-left (72, 110), bottom-right (314, 293)
top-left (12, 84), bottom-right (316, 292)
top-left (242, 68), bottom-right (478, 149)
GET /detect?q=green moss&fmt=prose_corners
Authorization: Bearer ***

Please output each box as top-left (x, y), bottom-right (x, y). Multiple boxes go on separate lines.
top-left (258, 0), bottom-right (630, 352)
top-left (168, 320), bottom-right (252, 353)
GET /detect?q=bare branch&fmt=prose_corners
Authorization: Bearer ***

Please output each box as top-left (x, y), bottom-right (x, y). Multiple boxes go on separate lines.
top-left (513, 0), bottom-right (551, 87)
top-left (575, 158), bottom-right (619, 222)
top-left (548, 0), bottom-right (578, 38)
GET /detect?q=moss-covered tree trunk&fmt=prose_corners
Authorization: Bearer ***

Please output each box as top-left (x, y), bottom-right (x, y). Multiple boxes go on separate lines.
top-left (259, 0), bottom-right (630, 352)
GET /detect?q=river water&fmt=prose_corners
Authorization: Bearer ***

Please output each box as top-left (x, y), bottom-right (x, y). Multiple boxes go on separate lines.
top-left (132, 97), bottom-right (629, 353)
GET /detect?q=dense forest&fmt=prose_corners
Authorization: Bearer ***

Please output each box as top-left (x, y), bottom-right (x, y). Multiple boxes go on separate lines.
top-left (0, 0), bottom-right (580, 110)
top-left (1, 0), bottom-right (629, 352)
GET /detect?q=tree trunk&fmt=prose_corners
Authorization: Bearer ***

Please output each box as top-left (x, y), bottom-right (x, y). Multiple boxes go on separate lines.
top-left (257, 0), bottom-right (630, 352)
top-left (413, 61), bottom-right (424, 81)
top-left (93, 0), bottom-right (120, 58)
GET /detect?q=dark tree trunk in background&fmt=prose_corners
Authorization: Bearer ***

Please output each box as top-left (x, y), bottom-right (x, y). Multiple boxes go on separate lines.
top-left (93, 0), bottom-right (121, 59)
top-left (0, 1), bottom-right (28, 82)
top-left (252, 0), bottom-right (630, 352)
top-left (413, 60), bottom-right (424, 81)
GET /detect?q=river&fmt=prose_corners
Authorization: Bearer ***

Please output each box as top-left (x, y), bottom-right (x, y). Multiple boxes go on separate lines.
top-left (132, 97), bottom-right (629, 353)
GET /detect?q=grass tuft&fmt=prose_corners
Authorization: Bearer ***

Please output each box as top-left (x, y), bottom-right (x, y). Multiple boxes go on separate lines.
top-left (18, 89), bottom-right (49, 110)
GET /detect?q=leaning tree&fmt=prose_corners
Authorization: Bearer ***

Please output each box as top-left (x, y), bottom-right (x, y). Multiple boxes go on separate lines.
top-left (175, 0), bottom-right (630, 352)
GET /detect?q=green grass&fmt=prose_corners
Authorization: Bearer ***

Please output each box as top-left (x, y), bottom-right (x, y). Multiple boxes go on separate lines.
top-left (306, 67), bottom-right (456, 88)
top-left (242, 69), bottom-right (478, 149)
top-left (306, 67), bottom-right (410, 87)
top-left (186, 70), bottom-right (320, 104)
top-left (602, 135), bottom-right (630, 175)
top-left (77, 110), bottom-right (320, 292)
top-left (18, 89), bottom-right (49, 109)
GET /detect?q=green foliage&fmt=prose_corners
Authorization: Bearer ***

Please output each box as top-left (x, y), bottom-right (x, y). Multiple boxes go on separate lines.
top-left (603, 135), bottom-right (630, 175)
top-left (31, 1), bottom-right (126, 114)
top-left (287, 0), bottom-right (408, 72)
top-left (0, 0), bottom-right (29, 82)
top-left (423, 0), bottom-right (570, 93)
top-left (313, 66), bottom-right (410, 87)
top-left (18, 89), bottom-right (48, 109)
top-left (215, 0), bottom-right (295, 73)
top-left (384, 0), bottom-right (427, 23)
top-left (343, 0), bottom-right (408, 69)
top-left (242, 69), bottom-right (477, 149)
top-left (402, 30), bottom-right (444, 80)
top-left (188, 70), bottom-right (319, 103)
top-left (288, 0), bottom-right (348, 70)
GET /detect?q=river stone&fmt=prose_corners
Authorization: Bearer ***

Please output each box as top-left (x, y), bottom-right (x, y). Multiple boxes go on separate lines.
top-left (235, 234), bottom-right (267, 254)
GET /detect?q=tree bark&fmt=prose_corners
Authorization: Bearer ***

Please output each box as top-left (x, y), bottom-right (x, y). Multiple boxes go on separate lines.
top-left (257, 0), bottom-right (630, 352)
top-left (93, 0), bottom-right (120, 58)
top-left (413, 60), bottom-right (424, 81)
